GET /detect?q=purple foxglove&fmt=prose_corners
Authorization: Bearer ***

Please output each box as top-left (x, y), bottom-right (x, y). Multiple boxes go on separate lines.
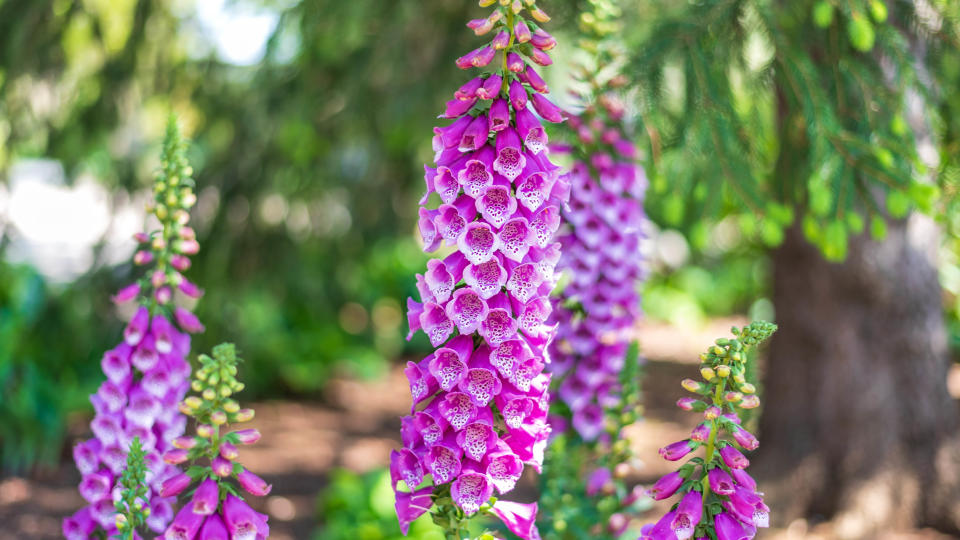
top-left (478, 74), bottom-right (503, 100)
top-left (708, 467), bottom-right (736, 495)
top-left (237, 469), bottom-right (272, 496)
top-left (586, 467), bottom-right (613, 497)
top-left (391, 448), bottom-right (425, 490)
top-left (521, 65), bottom-right (548, 93)
top-left (531, 93), bottom-right (564, 122)
top-left (491, 29), bottom-right (510, 49)
top-left (164, 503), bottom-right (205, 540)
top-left (642, 323), bottom-right (776, 540)
top-left (732, 427), bottom-right (759, 450)
top-left (62, 508), bottom-right (95, 540)
top-left (455, 77), bottom-right (484, 100)
top-left (395, 486), bottom-right (433, 535)
top-left (671, 489), bottom-right (702, 539)
top-left (648, 471), bottom-right (684, 501)
top-left (222, 494), bottom-right (261, 540)
top-left (199, 513), bottom-right (229, 540)
top-left (690, 422), bottom-right (712, 442)
top-left (398, 3), bottom-right (564, 531)
top-left (529, 48), bottom-right (552, 66)
top-left (160, 472), bottom-right (191, 498)
top-left (212, 456), bottom-right (233, 477)
top-left (730, 468), bottom-right (757, 491)
top-left (506, 52), bottom-right (525, 72)
top-left (491, 500), bottom-right (540, 540)
top-left (191, 478), bottom-right (219, 515)
top-left (450, 469), bottom-right (494, 515)
top-left (640, 510), bottom-right (680, 540)
top-left (659, 440), bottom-right (696, 461)
top-left (530, 28), bottom-right (556, 50)
top-left (719, 445), bottom-right (750, 469)
top-left (714, 512), bottom-right (755, 540)
top-left (509, 80), bottom-right (528, 110)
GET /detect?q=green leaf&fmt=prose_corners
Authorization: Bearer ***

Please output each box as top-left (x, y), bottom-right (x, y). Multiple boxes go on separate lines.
top-left (886, 190), bottom-right (911, 218)
top-left (869, 0), bottom-right (888, 23)
top-left (813, 1), bottom-right (834, 28)
top-left (870, 215), bottom-right (888, 240)
top-left (848, 14), bottom-right (876, 52)
top-left (823, 220), bottom-right (848, 261)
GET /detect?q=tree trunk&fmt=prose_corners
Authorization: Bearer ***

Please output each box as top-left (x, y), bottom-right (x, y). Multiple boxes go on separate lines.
top-left (755, 221), bottom-right (960, 537)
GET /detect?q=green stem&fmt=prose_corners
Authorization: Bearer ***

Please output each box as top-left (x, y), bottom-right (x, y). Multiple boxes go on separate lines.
top-left (502, 9), bottom-right (515, 95)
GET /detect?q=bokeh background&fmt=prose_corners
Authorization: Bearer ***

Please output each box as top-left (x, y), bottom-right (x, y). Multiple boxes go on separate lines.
top-left (0, 0), bottom-right (958, 539)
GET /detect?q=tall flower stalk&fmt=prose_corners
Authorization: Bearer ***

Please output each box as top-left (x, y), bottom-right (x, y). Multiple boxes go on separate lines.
top-left (541, 0), bottom-right (647, 536)
top-left (114, 437), bottom-right (149, 539)
top-left (396, 0), bottom-right (567, 538)
top-left (641, 322), bottom-right (776, 540)
top-left (63, 117), bottom-right (204, 539)
top-left (159, 343), bottom-right (269, 539)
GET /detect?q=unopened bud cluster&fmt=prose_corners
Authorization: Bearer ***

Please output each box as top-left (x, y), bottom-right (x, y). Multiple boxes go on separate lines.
top-left (642, 321), bottom-right (776, 540)
top-left (160, 343), bottom-right (270, 539)
top-left (113, 437), bottom-right (150, 539)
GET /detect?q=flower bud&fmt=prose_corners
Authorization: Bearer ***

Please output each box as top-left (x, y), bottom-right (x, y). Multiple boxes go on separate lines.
top-left (235, 408), bottom-right (255, 422)
top-left (197, 424), bottom-right (213, 438)
top-left (220, 441), bottom-right (240, 461)
top-left (740, 382), bottom-right (756, 394)
top-left (530, 7), bottom-right (550, 22)
top-left (740, 395), bottom-right (761, 409)
top-left (163, 449), bottom-right (189, 465)
top-left (219, 385), bottom-right (233, 398)
top-left (700, 366), bottom-right (716, 381)
top-left (716, 365), bottom-right (731, 378)
top-left (202, 388), bottom-right (216, 401)
top-left (704, 406), bottom-right (721, 420)
top-left (733, 373), bottom-right (746, 384)
top-left (173, 436), bottom-right (197, 450)
top-left (681, 378), bottom-right (705, 393)
top-left (658, 439), bottom-right (696, 461)
top-left (211, 411), bottom-right (228, 425)
top-left (184, 396), bottom-right (203, 409)
top-left (191, 380), bottom-right (203, 392)
top-left (160, 472), bottom-right (191, 497)
top-left (647, 471), bottom-right (683, 500)
top-left (212, 456), bottom-right (233, 477)
top-left (690, 422), bottom-right (711, 442)
top-left (233, 429), bottom-right (261, 445)
top-left (133, 251), bottom-right (153, 265)
top-left (514, 20), bottom-right (531, 43)
top-left (676, 397), bottom-right (706, 411)
top-left (223, 400), bottom-right (240, 413)
top-left (724, 391), bottom-right (743, 403)
top-left (491, 30), bottom-right (509, 50)
top-left (237, 469), bottom-right (272, 496)
top-left (733, 427), bottom-right (759, 450)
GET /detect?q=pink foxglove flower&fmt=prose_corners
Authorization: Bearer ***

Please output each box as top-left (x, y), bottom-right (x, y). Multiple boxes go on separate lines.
top-left (161, 343), bottom-right (270, 540)
top-left (541, 2), bottom-right (648, 532)
top-left (66, 118), bottom-right (203, 537)
top-left (397, 2), bottom-right (566, 537)
top-left (642, 322), bottom-right (776, 539)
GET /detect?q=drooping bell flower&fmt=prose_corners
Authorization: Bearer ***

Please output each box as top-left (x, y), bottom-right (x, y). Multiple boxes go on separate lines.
top-left (490, 500), bottom-right (539, 540)
top-left (66, 118), bottom-right (204, 537)
top-left (397, 1), bottom-right (565, 536)
top-left (640, 323), bottom-right (777, 540)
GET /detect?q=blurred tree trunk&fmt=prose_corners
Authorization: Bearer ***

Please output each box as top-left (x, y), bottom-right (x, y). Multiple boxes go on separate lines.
top-left (757, 220), bottom-right (960, 535)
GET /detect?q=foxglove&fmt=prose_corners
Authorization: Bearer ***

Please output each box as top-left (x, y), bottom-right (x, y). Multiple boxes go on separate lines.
top-left (398, 1), bottom-right (566, 538)
top-left (65, 118), bottom-right (202, 539)
top-left (639, 322), bottom-right (776, 540)
top-left (161, 343), bottom-right (270, 539)
top-left (540, 0), bottom-right (648, 536)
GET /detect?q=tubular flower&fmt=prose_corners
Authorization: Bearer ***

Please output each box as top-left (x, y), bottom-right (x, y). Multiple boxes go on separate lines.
top-left (540, 0), bottom-right (648, 535)
top-left (66, 118), bottom-right (202, 537)
top-left (399, 1), bottom-right (566, 538)
top-left (641, 322), bottom-right (777, 539)
top-left (161, 343), bottom-right (270, 540)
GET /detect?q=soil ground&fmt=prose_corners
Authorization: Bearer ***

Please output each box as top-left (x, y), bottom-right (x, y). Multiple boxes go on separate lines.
top-left (2, 318), bottom-right (957, 539)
